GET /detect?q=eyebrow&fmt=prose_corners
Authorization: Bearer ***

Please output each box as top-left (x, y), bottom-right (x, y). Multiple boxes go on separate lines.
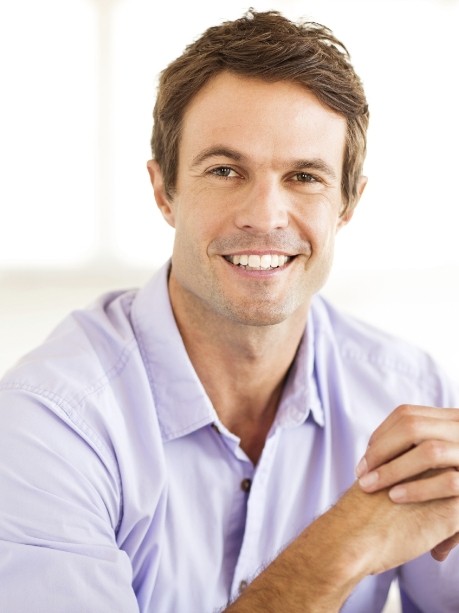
top-left (190, 146), bottom-right (338, 181)
top-left (190, 146), bottom-right (243, 168)
top-left (289, 159), bottom-right (338, 181)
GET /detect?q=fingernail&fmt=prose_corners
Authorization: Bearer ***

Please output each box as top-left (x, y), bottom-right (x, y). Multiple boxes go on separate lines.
top-left (389, 485), bottom-right (406, 502)
top-left (355, 456), bottom-right (368, 478)
top-left (359, 470), bottom-right (379, 489)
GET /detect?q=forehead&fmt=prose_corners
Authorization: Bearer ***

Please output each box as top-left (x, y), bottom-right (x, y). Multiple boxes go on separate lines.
top-left (179, 72), bottom-right (347, 172)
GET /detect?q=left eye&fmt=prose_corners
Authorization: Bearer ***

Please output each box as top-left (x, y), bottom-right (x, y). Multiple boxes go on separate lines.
top-left (293, 172), bottom-right (317, 183)
top-left (209, 166), bottom-right (236, 178)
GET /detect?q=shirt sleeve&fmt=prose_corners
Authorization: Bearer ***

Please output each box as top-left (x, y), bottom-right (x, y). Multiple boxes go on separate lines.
top-left (400, 587), bottom-right (424, 612)
top-left (0, 387), bottom-right (139, 613)
top-left (398, 550), bottom-right (459, 613)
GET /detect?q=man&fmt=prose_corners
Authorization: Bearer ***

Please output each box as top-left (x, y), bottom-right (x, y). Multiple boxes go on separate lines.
top-left (1, 9), bottom-right (459, 612)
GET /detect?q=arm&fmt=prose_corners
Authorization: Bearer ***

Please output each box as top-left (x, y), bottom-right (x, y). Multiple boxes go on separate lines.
top-left (356, 404), bottom-right (459, 559)
top-left (0, 388), bottom-right (139, 613)
top-left (225, 480), bottom-right (459, 613)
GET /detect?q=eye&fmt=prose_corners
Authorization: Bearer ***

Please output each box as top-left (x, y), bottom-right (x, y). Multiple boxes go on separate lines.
top-left (208, 166), bottom-right (238, 179)
top-left (292, 172), bottom-right (318, 183)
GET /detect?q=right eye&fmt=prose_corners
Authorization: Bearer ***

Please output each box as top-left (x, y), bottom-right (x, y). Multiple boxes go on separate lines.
top-left (208, 166), bottom-right (238, 179)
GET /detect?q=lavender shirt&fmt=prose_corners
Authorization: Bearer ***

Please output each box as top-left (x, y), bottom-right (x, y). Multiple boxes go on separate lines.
top-left (1, 262), bottom-right (458, 612)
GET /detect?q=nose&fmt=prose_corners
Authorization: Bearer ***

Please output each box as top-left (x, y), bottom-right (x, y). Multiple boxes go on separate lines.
top-left (234, 177), bottom-right (289, 234)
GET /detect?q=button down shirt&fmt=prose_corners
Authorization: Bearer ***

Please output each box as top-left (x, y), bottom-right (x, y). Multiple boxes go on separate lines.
top-left (1, 262), bottom-right (458, 612)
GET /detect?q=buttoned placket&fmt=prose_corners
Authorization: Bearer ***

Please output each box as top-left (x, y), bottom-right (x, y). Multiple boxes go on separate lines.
top-left (229, 428), bottom-right (281, 601)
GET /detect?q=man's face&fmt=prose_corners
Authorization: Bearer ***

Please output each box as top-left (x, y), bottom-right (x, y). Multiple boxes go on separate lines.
top-left (150, 72), bottom-right (358, 328)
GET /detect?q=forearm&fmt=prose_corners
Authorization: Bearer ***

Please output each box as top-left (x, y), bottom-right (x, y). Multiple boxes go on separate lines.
top-left (225, 489), bottom-right (370, 612)
top-left (225, 480), bottom-right (459, 612)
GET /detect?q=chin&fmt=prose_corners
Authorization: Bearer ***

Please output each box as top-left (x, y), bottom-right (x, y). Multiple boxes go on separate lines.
top-left (240, 315), bottom-right (288, 328)
top-left (220, 303), bottom-right (295, 327)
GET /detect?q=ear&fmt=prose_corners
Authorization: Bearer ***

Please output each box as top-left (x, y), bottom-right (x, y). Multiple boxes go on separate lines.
top-left (337, 175), bottom-right (368, 230)
top-left (147, 160), bottom-right (176, 228)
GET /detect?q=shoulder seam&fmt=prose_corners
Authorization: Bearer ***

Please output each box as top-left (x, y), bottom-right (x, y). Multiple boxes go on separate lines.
top-left (0, 378), bottom-right (125, 533)
top-left (339, 345), bottom-right (439, 396)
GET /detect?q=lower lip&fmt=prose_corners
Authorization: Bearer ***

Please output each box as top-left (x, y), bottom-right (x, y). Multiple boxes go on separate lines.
top-left (222, 257), bottom-right (292, 277)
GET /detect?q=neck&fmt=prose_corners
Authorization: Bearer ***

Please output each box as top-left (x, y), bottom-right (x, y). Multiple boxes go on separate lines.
top-left (169, 278), bottom-right (309, 464)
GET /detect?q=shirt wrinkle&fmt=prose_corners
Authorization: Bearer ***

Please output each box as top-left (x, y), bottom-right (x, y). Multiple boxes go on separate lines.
top-left (1, 260), bottom-right (459, 613)
top-left (78, 338), bottom-right (139, 403)
top-left (313, 302), bottom-right (442, 394)
top-left (341, 346), bottom-right (439, 391)
top-left (0, 379), bottom-right (123, 500)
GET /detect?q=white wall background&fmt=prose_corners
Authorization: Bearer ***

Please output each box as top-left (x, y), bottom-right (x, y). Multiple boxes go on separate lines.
top-left (2, 2), bottom-right (458, 609)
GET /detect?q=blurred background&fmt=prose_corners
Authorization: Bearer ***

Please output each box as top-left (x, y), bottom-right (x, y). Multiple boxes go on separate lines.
top-left (1, 1), bottom-right (458, 609)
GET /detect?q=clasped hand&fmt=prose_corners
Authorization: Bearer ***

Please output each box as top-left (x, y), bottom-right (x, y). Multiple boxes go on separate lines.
top-left (356, 404), bottom-right (459, 560)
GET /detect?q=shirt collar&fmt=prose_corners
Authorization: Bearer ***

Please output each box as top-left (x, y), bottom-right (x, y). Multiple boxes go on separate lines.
top-left (131, 261), bottom-right (217, 441)
top-left (131, 261), bottom-right (324, 441)
top-left (273, 307), bottom-right (325, 430)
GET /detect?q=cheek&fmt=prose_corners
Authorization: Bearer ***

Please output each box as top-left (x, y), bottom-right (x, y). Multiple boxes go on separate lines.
top-left (296, 205), bottom-right (340, 249)
top-left (179, 201), bottom-right (229, 245)
top-left (173, 211), bottom-right (214, 261)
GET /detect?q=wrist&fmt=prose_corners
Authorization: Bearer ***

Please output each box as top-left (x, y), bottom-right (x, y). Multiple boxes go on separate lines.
top-left (299, 496), bottom-right (370, 590)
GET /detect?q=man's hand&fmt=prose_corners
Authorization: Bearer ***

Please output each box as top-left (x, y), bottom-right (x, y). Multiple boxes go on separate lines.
top-left (356, 404), bottom-right (459, 559)
top-left (332, 481), bottom-right (459, 574)
top-left (226, 482), bottom-right (459, 612)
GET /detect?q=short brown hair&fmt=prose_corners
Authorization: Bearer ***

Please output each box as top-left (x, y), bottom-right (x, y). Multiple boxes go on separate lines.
top-left (151, 9), bottom-right (369, 214)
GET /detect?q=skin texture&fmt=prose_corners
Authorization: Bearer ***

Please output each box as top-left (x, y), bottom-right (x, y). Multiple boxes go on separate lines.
top-left (148, 72), bottom-right (364, 463)
top-left (225, 482), bottom-right (459, 612)
top-left (152, 72), bottom-right (354, 330)
top-left (148, 71), bottom-right (459, 608)
top-left (356, 404), bottom-right (459, 560)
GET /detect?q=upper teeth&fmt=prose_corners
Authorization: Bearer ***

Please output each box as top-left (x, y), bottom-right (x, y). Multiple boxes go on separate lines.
top-left (227, 254), bottom-right (290, 269)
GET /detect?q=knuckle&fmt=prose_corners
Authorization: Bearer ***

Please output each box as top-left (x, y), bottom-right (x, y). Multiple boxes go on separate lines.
top-left (397, 404), bottom-right (416, 417)
top-left (424, 439), bottom-right (446, 465)
top-left (402, 414), bottom-right (423, 440)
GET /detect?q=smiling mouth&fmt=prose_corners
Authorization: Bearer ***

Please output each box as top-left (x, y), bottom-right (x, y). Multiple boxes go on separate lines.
top-left (223, 253), bottom-right (293, 271)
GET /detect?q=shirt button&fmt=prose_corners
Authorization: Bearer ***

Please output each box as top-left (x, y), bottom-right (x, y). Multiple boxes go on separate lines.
top-left (239, 580), bottom-right (248, 593)
top-left (240, 478), bottom-right (252, 493)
